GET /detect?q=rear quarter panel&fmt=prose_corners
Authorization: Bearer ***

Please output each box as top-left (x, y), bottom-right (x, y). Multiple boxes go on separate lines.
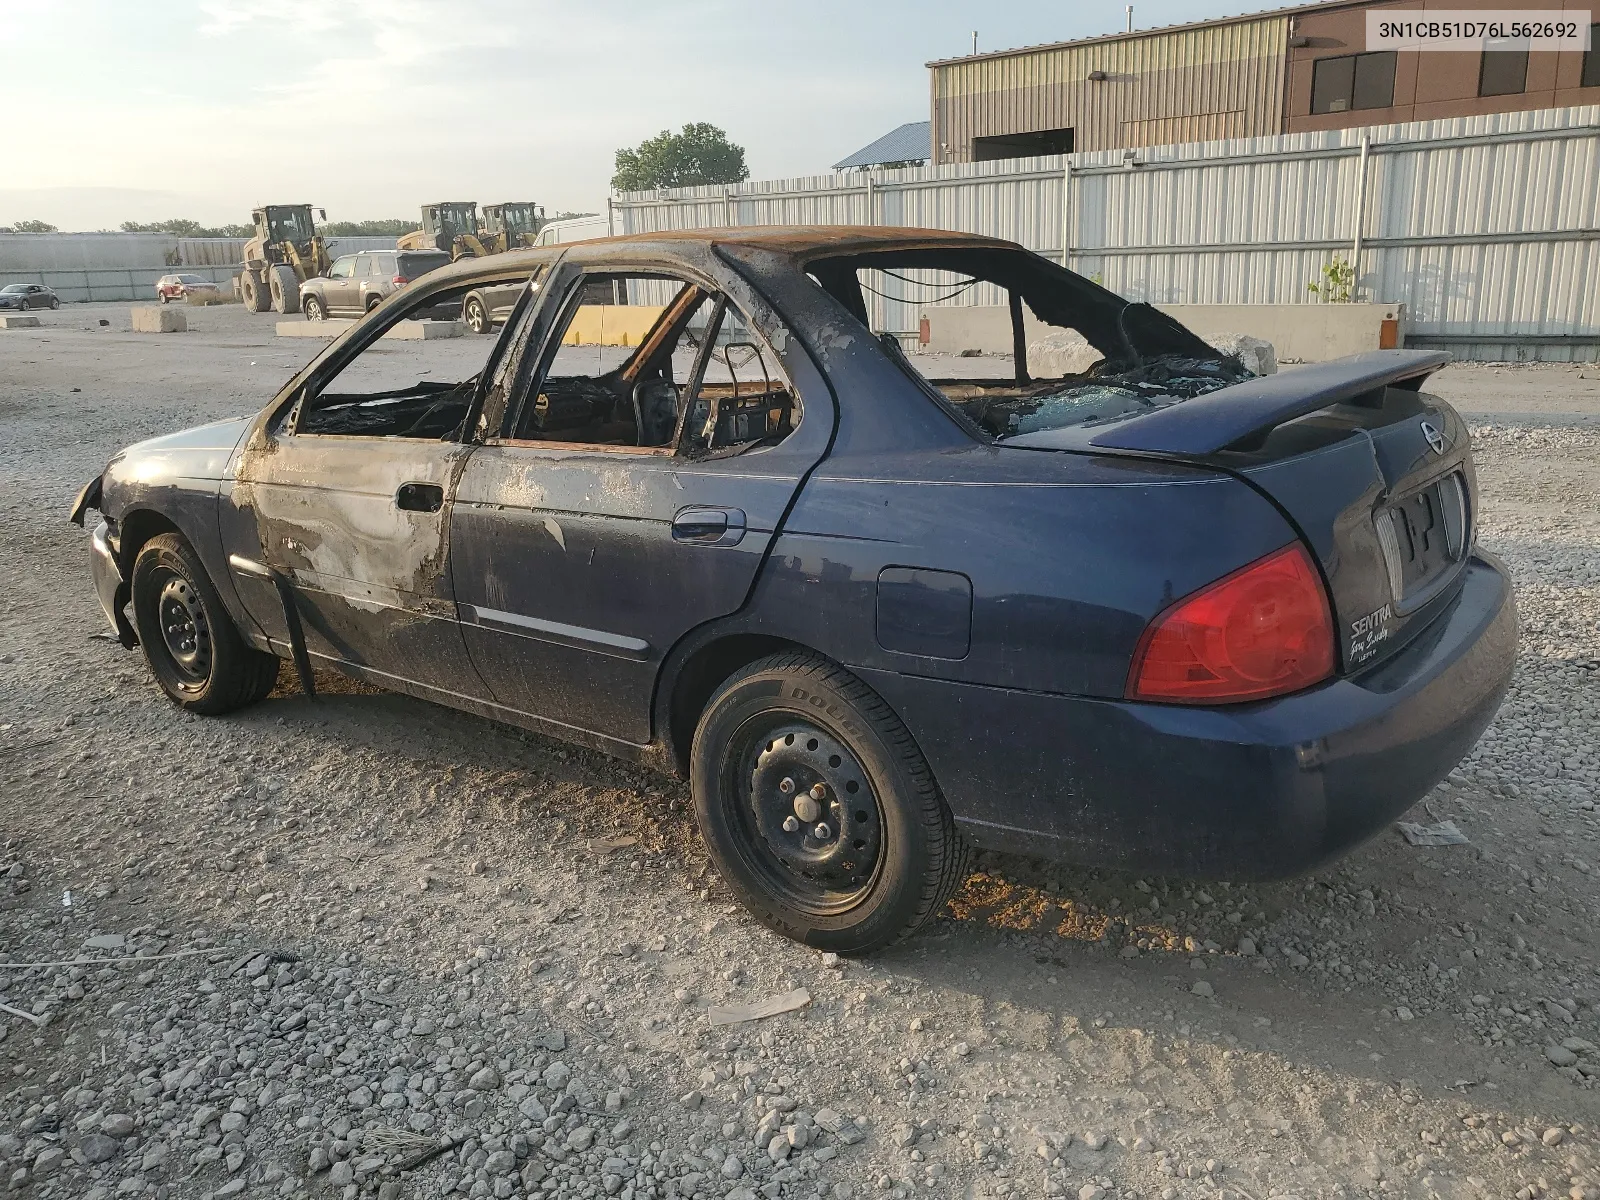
top-left (744, 444), bottom-right (1302, 699)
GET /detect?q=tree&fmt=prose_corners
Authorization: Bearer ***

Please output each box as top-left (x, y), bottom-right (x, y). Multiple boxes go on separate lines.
top-left (321, 218), bottom-right (415, 237)
top-left (612, 123), bottom-right (749, 192)
top-left (11, 219), bottom-right (58, 233)
top-left (120, 218), bottom-right (252, 238)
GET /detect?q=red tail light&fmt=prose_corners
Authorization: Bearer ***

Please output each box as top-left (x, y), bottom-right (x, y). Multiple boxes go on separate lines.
top-left (392, 275), bottom-right (408, 285)
top-left (1127, 544), bottom-right (1334, 704)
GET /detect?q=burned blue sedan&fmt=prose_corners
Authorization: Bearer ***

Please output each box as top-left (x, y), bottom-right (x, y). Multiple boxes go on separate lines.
top-left (72, 228), bottom-right (1515, 952)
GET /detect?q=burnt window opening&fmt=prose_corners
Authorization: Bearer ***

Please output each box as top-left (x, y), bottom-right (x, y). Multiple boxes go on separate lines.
top-left (804, 247), bottom-right (1251, 443)
top-left (1479, 44), bottom-right (1529, 96)
top-left (1310, 51), bottom-right (1397, 114)
top-left (507, 272), bottom-right (797, 457)
top-left (1585, 25), bottom-right (1600, 88)
top-left (970, 128), bottom-right (1074, 161)
top-left (293, 277), bottom-right (535, 440)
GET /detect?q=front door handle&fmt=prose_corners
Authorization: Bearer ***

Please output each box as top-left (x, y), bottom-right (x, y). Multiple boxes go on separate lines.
top-left (672, 506), bottom-right (746, 546)
top-left (396, 482), bottom-right (444, 513)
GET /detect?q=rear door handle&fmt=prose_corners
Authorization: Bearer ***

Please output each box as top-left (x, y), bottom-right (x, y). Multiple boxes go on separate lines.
top-left (672, 506), bottom-right (746, 546)
top-left (396, 482), bottom-right (444, 513)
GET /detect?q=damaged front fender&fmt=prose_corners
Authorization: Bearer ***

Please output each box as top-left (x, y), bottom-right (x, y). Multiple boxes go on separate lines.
top-left (68, 474), bottom-right (103, 528)
top-left (88, 519), bottom-right (137, 649)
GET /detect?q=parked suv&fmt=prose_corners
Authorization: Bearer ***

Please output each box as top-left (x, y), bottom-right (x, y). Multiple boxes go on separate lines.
top-left (299, 249), bottom-right (451, 320)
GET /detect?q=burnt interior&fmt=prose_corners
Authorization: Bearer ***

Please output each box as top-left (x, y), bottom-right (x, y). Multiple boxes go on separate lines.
top-left (512, 276), bottom-right (795, 456)
top-left (805, 247), bottom-right (1252, 440)
top-left (293, 273), bottom-right (796, 455)
top-left (298, 379), bottom-right (478, 439)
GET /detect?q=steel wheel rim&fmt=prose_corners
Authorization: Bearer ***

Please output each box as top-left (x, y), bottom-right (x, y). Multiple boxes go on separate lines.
top-left (154, 570), bottom-right (212, 685)
top-left (723, 716), bottom-right (885, 915)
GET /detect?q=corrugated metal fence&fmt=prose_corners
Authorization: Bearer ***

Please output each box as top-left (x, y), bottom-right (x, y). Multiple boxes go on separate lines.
top-left (614, 104), bottom-right (1600, 361)
top-left (0, 235), bottom-right (398, 302)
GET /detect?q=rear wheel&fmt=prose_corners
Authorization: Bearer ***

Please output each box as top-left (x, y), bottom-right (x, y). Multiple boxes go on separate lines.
top-left (464, 296), bottom-right (491, 334)
top-left (130, 533), bottom-right (279, 714)
top-left (160, 294), bottom-right (170, 304)
top-left (268, 264), bottom-right (299, 314)
top-left (302, 294), bottom-right (327, 322)
top-left (691, 652), bottom-right (969, 954)
top-left (240, 270), bottom-right (270, 313)
top-left (365, 294), bottom-right (382, 313)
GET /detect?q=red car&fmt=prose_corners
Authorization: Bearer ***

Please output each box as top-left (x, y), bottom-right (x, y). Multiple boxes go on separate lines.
top-left (155, 273), bottom-right (218, 303)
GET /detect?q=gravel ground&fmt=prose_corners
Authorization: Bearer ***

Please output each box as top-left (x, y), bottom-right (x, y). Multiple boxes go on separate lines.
top-left (2, 303), bottom-right (1599, 1200)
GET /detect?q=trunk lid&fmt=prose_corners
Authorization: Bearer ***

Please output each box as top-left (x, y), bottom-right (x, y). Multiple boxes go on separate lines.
top-left (1005, 351), bottom-right (1476, 675)
top-left (1224, 387), bottom-right (1474, 673)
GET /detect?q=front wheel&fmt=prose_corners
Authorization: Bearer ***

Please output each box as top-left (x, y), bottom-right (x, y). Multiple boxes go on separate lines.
top-left (50, 297), bottom-right (60, 310)
top-left (268, 264), bottom-right (300, 314)
top-left (303, 294), bottom-right (327, 322)
top-left (691, 652), bottom-right (969, 954)
top-left (464, 296), bottom-right (491, 334)
top-left (130, 533), bottom-right (279, 714)
top-left (16, 299), bottom-right (27, 311)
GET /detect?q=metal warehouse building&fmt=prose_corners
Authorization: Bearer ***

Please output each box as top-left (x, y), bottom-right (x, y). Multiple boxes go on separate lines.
top-left (929, 0), bottom-right (1600, 162)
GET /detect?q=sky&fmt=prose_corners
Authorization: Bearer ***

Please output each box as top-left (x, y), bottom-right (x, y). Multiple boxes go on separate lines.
top-left (0, 0), bottom-right (1278, 231)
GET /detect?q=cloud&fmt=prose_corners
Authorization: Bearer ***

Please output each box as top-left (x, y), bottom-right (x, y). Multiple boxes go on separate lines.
top-left (4, 0), bottom-right (1248, 228)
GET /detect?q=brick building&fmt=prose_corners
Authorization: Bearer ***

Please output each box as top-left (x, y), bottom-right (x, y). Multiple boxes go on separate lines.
top-left (928, 0), bottom-right (1600, 162)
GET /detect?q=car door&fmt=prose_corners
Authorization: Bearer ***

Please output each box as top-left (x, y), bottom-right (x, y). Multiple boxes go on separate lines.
top-left (225, 277), bottom-right (530, 700)
top-left (448, 256), bottom-right (831, 747)
top-left (322, 256), bottom-right (358, 313)
top-left (368, 252), bottom-right (397, 305)
top-left (351, 254), bottom-right (375, 310)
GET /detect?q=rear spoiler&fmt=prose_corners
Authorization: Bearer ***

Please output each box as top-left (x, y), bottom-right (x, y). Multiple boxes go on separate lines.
top-left (1082, 350), bottom-right (1451, 456)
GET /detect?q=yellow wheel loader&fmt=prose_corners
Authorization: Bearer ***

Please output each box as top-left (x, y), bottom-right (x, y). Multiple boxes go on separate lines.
top-left (479, 202), bottom-right (546, 254)
top-left (398, 202), bottom-right (488, 261)
top-left (236, 205), bottom-right (330, 315)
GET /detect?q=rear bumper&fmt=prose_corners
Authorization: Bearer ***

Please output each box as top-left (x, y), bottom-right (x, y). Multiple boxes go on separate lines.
top-left (862, 551), bottom-right (1516, 879)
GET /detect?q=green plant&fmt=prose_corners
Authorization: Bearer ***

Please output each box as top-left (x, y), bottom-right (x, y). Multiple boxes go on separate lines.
top-left (612, 123), bottom-right (749, 192)
top-left (1307, 255), bottom-right (1356, 303)
top-left (10, 219), bottom-right (58, 233)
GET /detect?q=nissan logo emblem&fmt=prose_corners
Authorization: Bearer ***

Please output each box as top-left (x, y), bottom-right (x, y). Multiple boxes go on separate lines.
top-left (1420, 420), bottom-right (1446, 455)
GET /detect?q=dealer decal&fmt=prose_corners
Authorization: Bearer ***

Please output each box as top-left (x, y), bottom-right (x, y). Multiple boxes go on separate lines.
top-left (1349, 603), bottom-right (1394, 664)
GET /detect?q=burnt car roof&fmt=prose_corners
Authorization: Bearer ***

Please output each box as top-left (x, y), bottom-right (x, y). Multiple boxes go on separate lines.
top-left (422, 226), bottom-right (1025, 287)
top-left (587, 225), bottom-right (1015, 256)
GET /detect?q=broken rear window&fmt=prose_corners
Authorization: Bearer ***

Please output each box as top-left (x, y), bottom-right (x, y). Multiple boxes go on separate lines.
top-left (802, 247), bottom-right (1253, 442)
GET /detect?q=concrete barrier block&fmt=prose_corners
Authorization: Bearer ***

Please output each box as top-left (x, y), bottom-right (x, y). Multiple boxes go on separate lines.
top-left (131, 306), bottom-right (186, 333)
top-left (0, 315), bottom-right (41, 329)
top-left (923, 302), bottom-right (1402, 363)
top-left (385, 319), bottom-right (464, 340)
top-left (275, 318), bottom-right (463, 341)
top-left (276, 319), bottom-right (354, 338)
